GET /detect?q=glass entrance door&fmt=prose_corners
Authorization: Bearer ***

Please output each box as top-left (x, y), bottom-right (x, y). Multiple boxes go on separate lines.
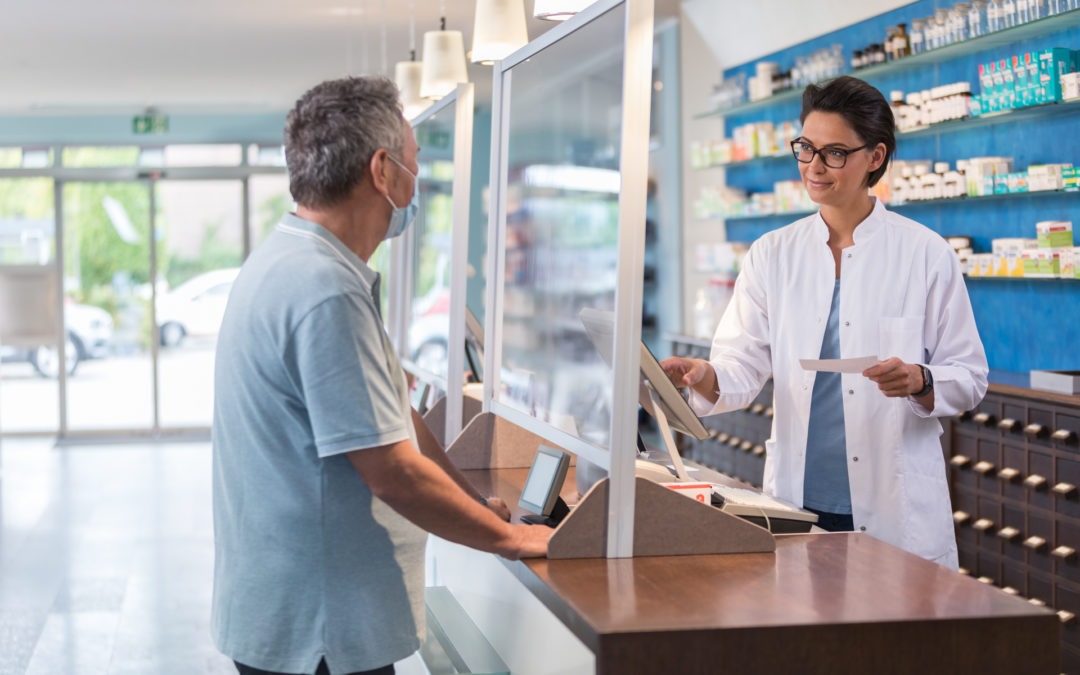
top-left (61, 181), bottom-right (154, 431)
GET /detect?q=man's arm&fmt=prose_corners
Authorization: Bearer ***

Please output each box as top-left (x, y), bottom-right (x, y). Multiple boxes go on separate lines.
top-left (348, 439), bottom-right (550, 559)
top-left (410, 408), bottom-right (512, 521)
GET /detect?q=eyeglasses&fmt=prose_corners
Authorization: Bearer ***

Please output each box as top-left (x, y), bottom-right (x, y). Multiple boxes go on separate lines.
top-left (790, 140), bottom-right (869, 169)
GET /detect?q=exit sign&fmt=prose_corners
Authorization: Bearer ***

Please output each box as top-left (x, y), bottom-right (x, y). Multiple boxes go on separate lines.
top-left (132, 114), bottom-right (169, 135)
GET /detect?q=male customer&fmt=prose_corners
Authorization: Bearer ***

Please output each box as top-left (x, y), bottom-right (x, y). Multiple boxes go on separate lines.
top-left (211, 76), bottom-right (550, 675)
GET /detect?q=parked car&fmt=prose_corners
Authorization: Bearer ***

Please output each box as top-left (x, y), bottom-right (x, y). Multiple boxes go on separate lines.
top-left (156, 268), bottom-right (240, 347)
top-left (0, 300), bottom-right (114, 378)
top-left (407, 288), bottom-right (450, 376)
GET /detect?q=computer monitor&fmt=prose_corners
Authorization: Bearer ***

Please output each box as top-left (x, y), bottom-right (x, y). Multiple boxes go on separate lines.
top-left (518, 445), bottom-right (571, 527)
top-left (578, 307), bottom-right (709, 441)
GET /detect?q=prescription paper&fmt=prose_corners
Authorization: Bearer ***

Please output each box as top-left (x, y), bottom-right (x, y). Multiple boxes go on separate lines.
top-left (798, 356), bottom-right (880, 373)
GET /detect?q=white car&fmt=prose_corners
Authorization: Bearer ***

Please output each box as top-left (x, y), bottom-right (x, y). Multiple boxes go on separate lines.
top-left (156, 268), bottom-right (240, 347)
top-left (0, 301), bottom-right (114, 378)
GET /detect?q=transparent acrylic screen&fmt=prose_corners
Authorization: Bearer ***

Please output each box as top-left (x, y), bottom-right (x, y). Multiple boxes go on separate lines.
top-left (497, 4), bottom-right (624, 451)
top-left (408, 105), bottom-right (456, 379)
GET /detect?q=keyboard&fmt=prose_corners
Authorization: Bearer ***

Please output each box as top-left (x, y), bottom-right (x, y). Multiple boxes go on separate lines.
top-left (710, 484), bottom-right (819, 533)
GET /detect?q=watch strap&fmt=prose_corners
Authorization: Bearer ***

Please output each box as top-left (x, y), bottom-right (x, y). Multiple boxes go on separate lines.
top-left (913, 365), bottom-right (933, 397)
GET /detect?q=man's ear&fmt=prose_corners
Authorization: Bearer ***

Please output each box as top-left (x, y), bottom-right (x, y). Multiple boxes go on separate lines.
top-left (369, 148), bottom-right (391, 195)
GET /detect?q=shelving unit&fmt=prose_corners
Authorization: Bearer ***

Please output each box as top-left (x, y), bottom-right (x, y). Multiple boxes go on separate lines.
top-left (696, 8), bottom-right (1080, 120)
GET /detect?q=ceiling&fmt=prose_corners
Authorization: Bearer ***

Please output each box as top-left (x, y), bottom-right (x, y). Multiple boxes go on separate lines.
top-left (0, 0), bottom-right (678, 117)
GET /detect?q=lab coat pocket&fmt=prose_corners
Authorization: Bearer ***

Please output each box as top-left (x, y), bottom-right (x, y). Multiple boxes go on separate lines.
top-left (878, 316), bottom-right (924, 364)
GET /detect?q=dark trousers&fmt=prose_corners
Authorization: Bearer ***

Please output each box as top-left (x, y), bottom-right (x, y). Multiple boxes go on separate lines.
top-left (235, 658), bottom-right (394, 675)
top-left (806, 507), bottom-right (854, 532)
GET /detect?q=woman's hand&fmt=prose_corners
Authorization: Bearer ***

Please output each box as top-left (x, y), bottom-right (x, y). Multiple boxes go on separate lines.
top-left (659, 357), bottom-right (719, 404)
top-left (862, 357), bottom-right (924, 398)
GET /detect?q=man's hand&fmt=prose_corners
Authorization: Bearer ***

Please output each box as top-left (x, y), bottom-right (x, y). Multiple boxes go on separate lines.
top-left (497, 523), bottom-right (553, 560)
top-left (483, 496), bottom-right (512, 522)
top-left (659, 356), bottom-right (718, 404)
top-left (863, 357), bottom-right (923, 398)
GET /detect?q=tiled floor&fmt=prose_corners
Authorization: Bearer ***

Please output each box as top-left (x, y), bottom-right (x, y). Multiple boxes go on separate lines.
top-left (0, 439), bottom-right (428, 675)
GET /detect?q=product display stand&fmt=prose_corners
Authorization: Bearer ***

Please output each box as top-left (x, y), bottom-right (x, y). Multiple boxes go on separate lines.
top-left (422, 386), bottom-right (484, 447)
top-left (445, 411), bottom-right (572, 470)
top-left (547, 476), bottom-right (775, 559)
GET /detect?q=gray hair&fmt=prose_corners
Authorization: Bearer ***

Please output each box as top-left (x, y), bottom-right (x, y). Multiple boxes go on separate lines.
top-left (284, 76), bottom-right (405, 209)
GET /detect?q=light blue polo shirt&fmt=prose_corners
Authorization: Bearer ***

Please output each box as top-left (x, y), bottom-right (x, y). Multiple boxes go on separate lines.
top-left (211, 213), bottom-right (427, 673)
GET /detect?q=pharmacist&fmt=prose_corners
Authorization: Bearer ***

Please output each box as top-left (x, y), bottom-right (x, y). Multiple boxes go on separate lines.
top-left (663, 76), bottom-right (988, 569)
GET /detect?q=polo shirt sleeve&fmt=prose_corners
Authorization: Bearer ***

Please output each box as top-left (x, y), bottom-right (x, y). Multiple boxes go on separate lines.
top-left (288, 292), bottom-right (411, 458)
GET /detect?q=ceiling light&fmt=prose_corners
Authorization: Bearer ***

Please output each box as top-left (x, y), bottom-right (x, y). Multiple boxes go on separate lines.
top-left (395, 58), bottom-right (430, 120)
top-left (471, 0), bottom-right (529, 65)
top-left (420, 18), bottom-right (469, 100)
top-left (533, 0), bottom-right (593, 21)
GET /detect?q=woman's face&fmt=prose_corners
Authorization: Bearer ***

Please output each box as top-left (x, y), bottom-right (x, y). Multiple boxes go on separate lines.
top-left (796, 111), bottom-right (884, 212)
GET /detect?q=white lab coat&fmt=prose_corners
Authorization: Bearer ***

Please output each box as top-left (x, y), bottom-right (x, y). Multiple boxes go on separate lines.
top-left (691, 199), bottom-right (988, 568)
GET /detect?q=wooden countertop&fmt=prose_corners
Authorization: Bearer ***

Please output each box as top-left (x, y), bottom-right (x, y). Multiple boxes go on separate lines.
top-left (464, 467), bottom-right (1061, 674)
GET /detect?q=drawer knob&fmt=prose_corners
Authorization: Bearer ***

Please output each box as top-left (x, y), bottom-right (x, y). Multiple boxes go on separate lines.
top-left (973, 412), bottom-right (996, 426)
top-left (996, 418), bottom-right (1020, 432)
top-left (1023, 474), bottom-right (1047, 490)
top-left (717, 432), bottom-right (730, 443)
top-left (973, 460), bottom-right (996, 475)
top-left (954, 410), bottom-right (972, 421)
top-left (1028, 597), bottom-right (1047, 607)
top-left (763, 407), bottom-right (774, 417)
top-left (727, 436), bottom-right (742, 447)
top-left (1023, 536), bottom-right (1047, 551)
top-left (740, 440), bottom-right (754, 452)
top-left (976, 575), bottom-right (994, 585)
top-left (1024, 423), bottom-right (1047, 438)
top-left (1001, 586), bottom-right (1019, 595)
top-left (751, 445), bottom-right (765, 456)
top-left (997, 467), bottom-right (1021, 482)
top-left (996, 526), bottom-right (1021, 541)
top-left (1058, 610), bottom-right (1076, 625)
top-left (707, 430), bottom-right (721, 440)
top-left (750, 403), bottom-right (766, 415)
top-left (1052, 545), bottom-right (1076, 560)
top-left (972, 518), bottom-right (995, 532)
top-left (953, 510), bottom-right (971, 524)
top-left (1051, 428), bottom-right (1077, 443)
top-left (950, 454), bottom-right (972, 467)
top-left (1052, 482), bottom-right (1077, 497)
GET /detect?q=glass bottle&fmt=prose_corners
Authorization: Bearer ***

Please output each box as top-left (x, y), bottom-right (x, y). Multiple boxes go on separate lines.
top-left (1016, 0), bottom-right (1030, 24)
top-left (1030, 0), bottom-right (1047, 18)
top-left (1001, 0), bottom-right (1017, 28)
top-left (1047, 0), bottom-right (1062, 14)
top-left (893, 23), bottom-right (911, 58)
top-left (951, 5), bottom-right (970, 42)
top-left (934, 8), bottom-right (951, 46)
top-left (910, 19), bottom-right (926, 53)
top-left (987, 0), bottom-right (1002, 31)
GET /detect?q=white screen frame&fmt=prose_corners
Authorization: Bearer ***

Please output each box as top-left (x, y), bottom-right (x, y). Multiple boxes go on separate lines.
top-left (483, 0), bottom-right (654, 557)
top-left (518, 445), bottom-right (571, 516)
top-left (398, 83), bottom-right (475, 443)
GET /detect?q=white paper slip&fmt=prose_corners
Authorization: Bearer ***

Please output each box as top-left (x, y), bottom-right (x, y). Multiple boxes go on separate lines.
top-left (799, 355), bottom-right (880, 373)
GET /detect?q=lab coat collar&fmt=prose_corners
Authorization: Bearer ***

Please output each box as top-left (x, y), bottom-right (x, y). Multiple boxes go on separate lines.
top-left (812, 197), bottom-right (886, 245)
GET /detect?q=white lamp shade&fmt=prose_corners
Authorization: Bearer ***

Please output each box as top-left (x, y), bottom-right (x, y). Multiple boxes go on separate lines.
top-left (533, 0), bottom-right (593, 20)
top-left (394, 60), bottom-right (431, 120)
top-left (471, 0), bottom-right (529, 64)
top-left (420, 30), bottom-right (469, 100)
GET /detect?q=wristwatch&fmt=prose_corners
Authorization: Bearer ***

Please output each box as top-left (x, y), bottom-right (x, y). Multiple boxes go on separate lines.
top-left (913, 365), bottom-right (934, 397)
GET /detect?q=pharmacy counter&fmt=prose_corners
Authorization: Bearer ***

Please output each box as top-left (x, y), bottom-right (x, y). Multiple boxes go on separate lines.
top-left (427, 467), bottom-right (1060, 675)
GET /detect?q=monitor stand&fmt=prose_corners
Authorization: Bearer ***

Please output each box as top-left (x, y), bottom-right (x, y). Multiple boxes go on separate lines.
top-left (520, 496), bottom-right (570, 528)
top-left (641, 384), bottom-right (692, 483)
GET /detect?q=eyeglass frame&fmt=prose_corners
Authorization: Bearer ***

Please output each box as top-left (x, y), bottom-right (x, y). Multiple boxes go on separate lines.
top-left (790, 138), bottom-right (870, 169)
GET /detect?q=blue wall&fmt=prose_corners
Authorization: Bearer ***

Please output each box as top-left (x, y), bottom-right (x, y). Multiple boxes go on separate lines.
top-left (717, 2), bottom-right (1080, 376)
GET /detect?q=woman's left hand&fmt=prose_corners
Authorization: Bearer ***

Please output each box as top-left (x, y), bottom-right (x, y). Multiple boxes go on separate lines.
top-left (862, 357), bottom-right (922, 398)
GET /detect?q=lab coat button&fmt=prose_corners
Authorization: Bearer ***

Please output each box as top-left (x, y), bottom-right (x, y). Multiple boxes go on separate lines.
top-left (847, 253), bottom-right (853, 258)
top-left (859, 526), bottom-right (866, 531)
top-left (852, 456), bottom-right (859, 462)
top-left (844, 321), bottom-right (850, 327)
top-left (848, 389), bottom-right (854, 395)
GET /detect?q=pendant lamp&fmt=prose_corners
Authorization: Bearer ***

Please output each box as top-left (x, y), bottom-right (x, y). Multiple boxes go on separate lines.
top-left (533, 0), bottom-right (593, 21)
top-left (471, 0), bottom-right (528, 64)
top-left (394, 4), bottom-right (430, 119)
top-left (420, 17), bottom-right (469, 100)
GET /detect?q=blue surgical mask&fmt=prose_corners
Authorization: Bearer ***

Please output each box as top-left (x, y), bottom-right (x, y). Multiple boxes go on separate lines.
top-left (384, 155), bottom-right (419, 240)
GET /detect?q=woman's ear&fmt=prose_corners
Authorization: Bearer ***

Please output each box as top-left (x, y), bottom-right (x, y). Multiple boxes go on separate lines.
top-left (868, 142), bottom-right (887, 174)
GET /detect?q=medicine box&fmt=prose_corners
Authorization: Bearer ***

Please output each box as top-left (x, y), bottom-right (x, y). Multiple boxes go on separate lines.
top-left (1036, 221), bottom-right (1074, 249)
top-left (1030, 370), bottom-right (1080, 395)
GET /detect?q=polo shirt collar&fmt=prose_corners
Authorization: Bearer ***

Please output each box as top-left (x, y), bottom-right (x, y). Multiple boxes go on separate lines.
top-left (277, 212), bottom-right (380, 296)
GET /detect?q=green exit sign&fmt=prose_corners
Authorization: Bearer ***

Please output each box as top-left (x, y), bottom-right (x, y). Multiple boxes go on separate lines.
top-left (132, 114), bottom-right (169, 135)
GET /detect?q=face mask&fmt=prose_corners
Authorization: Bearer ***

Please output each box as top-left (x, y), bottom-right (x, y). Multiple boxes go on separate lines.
top-left (384, 155), bottom-right (419, 240)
